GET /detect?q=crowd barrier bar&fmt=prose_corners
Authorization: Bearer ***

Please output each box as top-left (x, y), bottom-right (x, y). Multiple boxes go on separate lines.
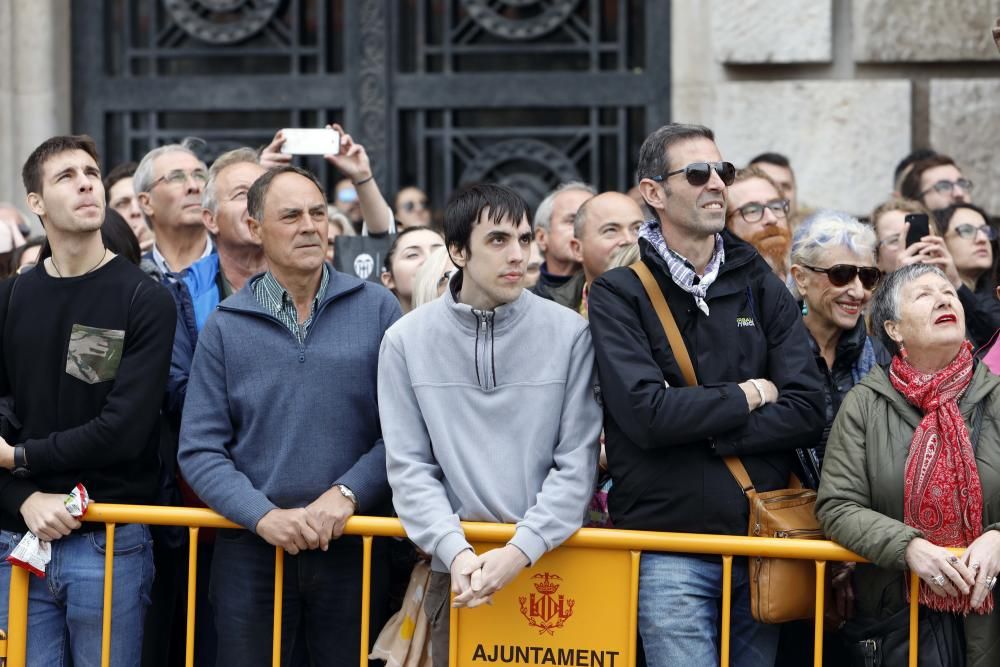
top-left (2, 503), bottom-right (943, 667)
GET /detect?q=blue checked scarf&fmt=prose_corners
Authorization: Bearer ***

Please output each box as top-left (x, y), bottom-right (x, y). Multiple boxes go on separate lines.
top-left (639, 220), bottom-right (725, 316)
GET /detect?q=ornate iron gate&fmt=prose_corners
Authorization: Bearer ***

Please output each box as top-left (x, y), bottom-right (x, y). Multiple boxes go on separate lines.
top-left (73, 1), bottom-right (670, 211)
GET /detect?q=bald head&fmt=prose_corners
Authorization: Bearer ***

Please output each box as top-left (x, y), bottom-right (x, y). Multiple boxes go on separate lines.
top-left (571, 192), bottom-right (643, 283)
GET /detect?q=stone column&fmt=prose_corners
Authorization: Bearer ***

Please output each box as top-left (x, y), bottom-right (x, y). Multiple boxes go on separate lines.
top-left (0, 0), bottom-right (71, 235)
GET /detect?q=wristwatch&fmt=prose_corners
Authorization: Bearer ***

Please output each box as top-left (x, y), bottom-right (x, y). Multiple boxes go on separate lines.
top-left (12, 446), bottom-right (29, 479)
top-left (336, 484), bottom-right (358, 511)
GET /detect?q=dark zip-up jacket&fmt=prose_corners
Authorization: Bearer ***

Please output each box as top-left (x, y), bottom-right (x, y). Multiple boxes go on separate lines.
top-left (796, 318), bottom-right (891, 489)
top-left (960, 278), bottom-right (1000, 350)
top-left (588, 234), bottom-right (824, 536)
top-left (177, 268), bottom-right (401, 532)
top-left (536, 271), bottom-right (585, 312)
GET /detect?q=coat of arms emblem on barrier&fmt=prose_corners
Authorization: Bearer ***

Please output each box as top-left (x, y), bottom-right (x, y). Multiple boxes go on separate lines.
top-left (519, 572), bottom-right (575, 635)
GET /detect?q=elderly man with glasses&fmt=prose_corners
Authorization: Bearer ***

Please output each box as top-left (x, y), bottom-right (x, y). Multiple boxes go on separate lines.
top-left (134, 141), bottom-right (213, 280)
top-left (587, 123), bottom-right (824, 667)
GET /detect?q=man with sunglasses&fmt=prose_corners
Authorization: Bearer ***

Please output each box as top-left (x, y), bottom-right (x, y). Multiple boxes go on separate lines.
top-left (134, 142), bottom-right (214, 281)
top-left (900, 154), bottom-right (974, 212)
top-left (588, 123), bottom-right (824, 667)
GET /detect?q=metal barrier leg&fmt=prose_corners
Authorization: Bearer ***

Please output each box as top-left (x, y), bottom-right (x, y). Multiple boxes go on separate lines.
top-left (359, 537), bottom-right (372, 667)
top-left (273, 548), bottom-right (284, 667)
top-left (813, 561), bottom-right (825, 666)
top-left (185, 527), bottom-right (199, 667)
top-left (628, 551), bottom-right (640, 667)
top-left (720, 555), bottom-right (733, 667)
top-left (6, 567), bottom-right (28, 667)
top-left (449, 591), bottom-right (458, 667)
top-left (908, 572), bottom-right (920, 667)
top-left (101, 523), bottom-right (115, 667)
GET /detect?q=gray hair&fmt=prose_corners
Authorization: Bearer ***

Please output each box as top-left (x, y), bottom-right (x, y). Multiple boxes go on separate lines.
top-left (634, 123), bottom-right (715, 218)
top-left (572, 194), bottom-right (598, 238)
top-left (202, 147), bottom-right (260, 213)
top-left (869, 263), bottom-right (949, 356)
top-left (327, 208), bottom-right (355, 236)
top-left (133, 141), bottom-right (204, 195)
top-left (533, 181), bottom-right (596, 232)
top-left (790, 209), bottom-right (877, 267)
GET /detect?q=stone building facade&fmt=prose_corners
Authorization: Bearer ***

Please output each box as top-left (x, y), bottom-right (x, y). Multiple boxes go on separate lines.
top-left (1, 0), bottom-right (998, 219)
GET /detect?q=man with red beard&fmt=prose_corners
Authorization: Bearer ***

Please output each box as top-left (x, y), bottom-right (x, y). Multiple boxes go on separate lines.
top-left (726, 166), bottom-right (794, 289)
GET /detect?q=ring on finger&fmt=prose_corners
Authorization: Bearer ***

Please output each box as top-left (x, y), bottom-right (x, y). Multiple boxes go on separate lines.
top-left (931, 574), bottom-right (947, 587)
top-left (948, 555), bottom-right (959, 564)
top-left (988, 576), bottom-right (997, 591)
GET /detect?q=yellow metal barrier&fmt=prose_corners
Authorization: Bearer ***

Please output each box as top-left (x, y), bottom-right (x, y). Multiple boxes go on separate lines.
top-left (1, 504), bottom-right (941, 667)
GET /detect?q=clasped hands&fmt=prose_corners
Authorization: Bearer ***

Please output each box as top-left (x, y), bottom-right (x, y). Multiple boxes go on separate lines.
top-left (255, 486), bottom-right (355, 555)
top-left (450, 545), bottom-right (530, 609)
top-left (905, 531), bottom-right (1000, 610)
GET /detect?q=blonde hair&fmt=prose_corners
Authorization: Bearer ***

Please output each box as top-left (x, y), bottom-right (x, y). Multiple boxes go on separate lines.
top-left (606, 242), bottom-right (640, 270)
top-left (411, 246), bottom-right (456, 309)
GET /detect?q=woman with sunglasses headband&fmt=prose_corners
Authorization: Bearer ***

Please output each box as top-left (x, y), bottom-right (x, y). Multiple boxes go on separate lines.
top-left (779, 211), bottom-right (890, 663)
top-left (789, 211), bottom-right (889, 490)
top-left (818, 262), bottom-right (1000, 666)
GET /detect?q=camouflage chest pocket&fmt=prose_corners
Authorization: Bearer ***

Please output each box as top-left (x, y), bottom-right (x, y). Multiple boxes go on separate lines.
top-left (66, 324), bottom-right (125, 384)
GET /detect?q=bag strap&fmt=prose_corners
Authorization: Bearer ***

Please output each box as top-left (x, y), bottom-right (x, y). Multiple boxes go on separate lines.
top-left (628, 260), bottom-right (697, 387)
top-left (628, 260), bottom-right (759, 496)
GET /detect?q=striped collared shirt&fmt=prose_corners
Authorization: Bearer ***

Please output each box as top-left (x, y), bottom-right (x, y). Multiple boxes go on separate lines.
top-left (252, 266), bottom-right (330, 344)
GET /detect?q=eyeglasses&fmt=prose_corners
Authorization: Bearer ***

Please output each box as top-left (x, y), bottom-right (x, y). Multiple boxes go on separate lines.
top-left (919, 178), bottom-right (973, 197)
top-left (951, 223), bottom-right (998, 241)
top-left (802, 264), bottom-right (882, 290)
top-left (149, 169), bottom-right (208, 190)
top-left (735, 199), bottom-right (789, 224)
top-left (652, 161), bottom-right (736, 187)
top-left (401, 199), bottom-right (430, 213)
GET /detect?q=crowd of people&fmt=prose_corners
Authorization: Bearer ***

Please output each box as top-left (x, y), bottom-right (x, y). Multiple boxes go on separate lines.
top-left (0, 110), bottom-right (997, 667)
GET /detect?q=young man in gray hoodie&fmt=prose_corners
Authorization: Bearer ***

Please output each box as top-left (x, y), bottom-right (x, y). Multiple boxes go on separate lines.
top-left (378, 183), bottom-right (602, 667)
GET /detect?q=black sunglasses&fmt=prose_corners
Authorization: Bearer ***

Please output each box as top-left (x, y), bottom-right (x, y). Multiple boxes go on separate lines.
top-left (652, 161), bottom-right (736, 187)
top-left (802, 264), bottom-right (882, 290)
top-left (401, 198), bottom-right (430, 213)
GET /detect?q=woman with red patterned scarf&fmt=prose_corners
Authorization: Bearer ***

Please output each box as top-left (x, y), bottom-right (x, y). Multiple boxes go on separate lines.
top-left (817, 263), bottom-right (1000, 666)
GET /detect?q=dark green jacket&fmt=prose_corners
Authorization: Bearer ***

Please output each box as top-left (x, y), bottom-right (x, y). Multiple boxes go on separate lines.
top-left (817, 362), bottom-right (1000, 666)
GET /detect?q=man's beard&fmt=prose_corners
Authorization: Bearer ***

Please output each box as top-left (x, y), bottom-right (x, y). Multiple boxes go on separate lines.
top-left (748, 224), bottom-right (792, 274)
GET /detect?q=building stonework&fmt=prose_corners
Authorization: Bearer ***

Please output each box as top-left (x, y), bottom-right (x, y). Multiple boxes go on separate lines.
top-left (0, 0), bottom-right (70, 231)
top-left (711, 80), bottom-right (911, 216)
top-left (930, 79), bottom-right (1000, 214)
top-left (853, 0), bottom-right (1000, 62)
top-left (673, 0), bottom-right (1000, 217)
top-left (713, 0), bottom-right (833, 64)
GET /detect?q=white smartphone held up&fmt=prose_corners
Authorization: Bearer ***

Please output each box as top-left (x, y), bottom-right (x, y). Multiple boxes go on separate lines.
top-left (279, 128), bottom-right (341, 156)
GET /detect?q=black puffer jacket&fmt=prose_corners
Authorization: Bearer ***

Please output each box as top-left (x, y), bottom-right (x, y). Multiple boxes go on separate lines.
top-left (588, 234), bottom-right (824, 536)
top-left (960, 279), bottom-right (1000, 350)
top-left (795, 317), bottom-right (891, 489)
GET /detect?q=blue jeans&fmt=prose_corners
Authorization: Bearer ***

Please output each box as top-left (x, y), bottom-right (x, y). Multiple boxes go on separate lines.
top-left (639, 552), bottom-right (779, 667)
top-left (0, 524), bottom-right (154, 667)
top-left (209, 529), bottom-right (389, 666)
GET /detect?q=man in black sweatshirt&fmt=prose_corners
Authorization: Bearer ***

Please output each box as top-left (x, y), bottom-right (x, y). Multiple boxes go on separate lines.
top-left (0, 135), bottom-right (176, 665)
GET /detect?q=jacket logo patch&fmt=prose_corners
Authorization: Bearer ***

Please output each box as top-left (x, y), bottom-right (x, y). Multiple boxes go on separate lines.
top-left (736, 317), bottom-right (756, 328)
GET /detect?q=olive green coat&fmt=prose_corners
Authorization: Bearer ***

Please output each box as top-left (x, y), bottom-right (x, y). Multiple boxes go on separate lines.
top-left (817, 362), bottom-right (1000, 666)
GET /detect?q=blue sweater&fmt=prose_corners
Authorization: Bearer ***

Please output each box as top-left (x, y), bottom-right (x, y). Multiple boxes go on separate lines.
top-left (177, 268), bottom-right (401, 532)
